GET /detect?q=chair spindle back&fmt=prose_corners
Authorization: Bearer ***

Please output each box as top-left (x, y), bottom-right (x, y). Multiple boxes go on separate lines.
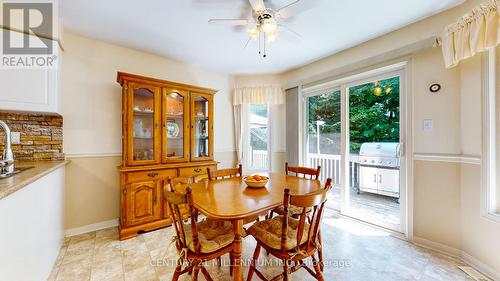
top-left (285, 162), bottom-right (321, 180)
top-left (164, 181), bottom-right (202, 254)
top-left (207, 164), bottom-right (243, 180)
top-left (281, 178), bottom-right (332, 253)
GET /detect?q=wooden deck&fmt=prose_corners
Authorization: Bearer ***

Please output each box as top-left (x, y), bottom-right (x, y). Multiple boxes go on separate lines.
top-left (327, 186), bottom-right (401, 231)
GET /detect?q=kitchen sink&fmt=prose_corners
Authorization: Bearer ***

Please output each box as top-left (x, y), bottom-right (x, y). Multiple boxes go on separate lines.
top-left (0, 166), bottom-right (34, 179)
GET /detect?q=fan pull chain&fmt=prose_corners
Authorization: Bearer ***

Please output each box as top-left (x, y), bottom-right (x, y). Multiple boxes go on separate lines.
top-left (258, 31), bottom-right (261, 55)
top-left (263, 32), bottom-right (267, 58)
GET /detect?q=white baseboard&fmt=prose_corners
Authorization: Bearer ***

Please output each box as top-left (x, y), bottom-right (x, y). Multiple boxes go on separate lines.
top-left (462, 252), bottom-right (500, 281)
top-left (65, 218), bottom-right (119, 237)
top-left (413, 236), bottom-right (462, 257)
top-left (413, 236), bottom-right (500, 281)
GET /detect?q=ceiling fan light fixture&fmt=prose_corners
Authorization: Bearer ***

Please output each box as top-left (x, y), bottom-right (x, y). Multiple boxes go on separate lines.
top-left (267, 33), bottom-right (276, 42)
top-left (261, 18), bottom-right (277, 34)
top-left (248, 26), bottom-right (260, 40)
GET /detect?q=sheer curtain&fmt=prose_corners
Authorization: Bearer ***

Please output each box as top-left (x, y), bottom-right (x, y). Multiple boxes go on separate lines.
top-left (442, 0), bottom-right (500, 68)
top-left (233, 86), bottom-right (284, 165)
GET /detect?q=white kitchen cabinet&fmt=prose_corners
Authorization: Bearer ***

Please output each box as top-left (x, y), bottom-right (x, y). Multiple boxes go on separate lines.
top-left (0, 166), bottom-right (65, 281)
top-left (0, 30), bottom-right (62, 114)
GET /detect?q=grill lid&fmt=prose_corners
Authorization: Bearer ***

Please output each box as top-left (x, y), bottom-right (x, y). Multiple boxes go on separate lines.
top-left (359, 142), bottom-right (400, 158)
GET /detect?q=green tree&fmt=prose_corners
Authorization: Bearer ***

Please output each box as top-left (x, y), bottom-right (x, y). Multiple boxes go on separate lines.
top-left (308, 77), bottom-right (399, 153)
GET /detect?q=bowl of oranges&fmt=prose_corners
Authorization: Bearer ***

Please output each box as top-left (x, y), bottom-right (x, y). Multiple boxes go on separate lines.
top-left (244, 174), bottom-right (269, 188)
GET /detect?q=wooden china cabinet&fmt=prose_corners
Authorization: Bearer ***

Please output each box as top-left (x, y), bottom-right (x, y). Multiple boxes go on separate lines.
top-left (117, 72), bottom-right (217, 240)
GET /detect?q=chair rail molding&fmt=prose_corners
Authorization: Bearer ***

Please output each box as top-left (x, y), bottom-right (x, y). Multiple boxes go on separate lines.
top-left (413, 153), bottom-right (481, 165)
top-left (65, 152), bottom-right (122, 158)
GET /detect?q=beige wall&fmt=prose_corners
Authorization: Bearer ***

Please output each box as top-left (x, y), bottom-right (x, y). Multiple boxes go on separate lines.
top-left (277, 0), bottom-right (500, 275)
top-left (65, 156), bottom-right (121, 229)
top-left (412, 49), bottom-right (461, 154)
top-left (280, 0), bottom-right (482, 86)
top-left (460, 164), bottom-right (500, 274)
top-left (413, 161), bottom-right (462, 249)
top-left (234, 74), bottom-right (282, 86)
top-left (63, 32), bottom-right (235, 156)
top-left (62, 32), bottom-right (237, 229)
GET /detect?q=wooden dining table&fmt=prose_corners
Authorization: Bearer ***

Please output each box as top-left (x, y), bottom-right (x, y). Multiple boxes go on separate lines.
top-left (189, 172), bottom-right (323, 281)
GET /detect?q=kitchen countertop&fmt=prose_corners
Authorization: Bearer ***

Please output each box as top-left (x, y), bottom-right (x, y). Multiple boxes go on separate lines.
top-left (0, 160), bottom-right (70, 200)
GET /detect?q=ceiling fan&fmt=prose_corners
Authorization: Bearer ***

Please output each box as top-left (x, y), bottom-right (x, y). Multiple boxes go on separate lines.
top-left (208, 0), bottom-right (307, 58)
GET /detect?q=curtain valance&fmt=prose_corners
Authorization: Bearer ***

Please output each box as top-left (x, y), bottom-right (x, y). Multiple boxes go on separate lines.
top-left (233, 86), bottom-right (284, 105)
top-left (442, 0), bottom-right (500, 68)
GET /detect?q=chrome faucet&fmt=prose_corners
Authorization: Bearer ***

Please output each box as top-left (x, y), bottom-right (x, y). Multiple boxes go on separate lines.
top-left (0, 120), bottom-right (14, 175)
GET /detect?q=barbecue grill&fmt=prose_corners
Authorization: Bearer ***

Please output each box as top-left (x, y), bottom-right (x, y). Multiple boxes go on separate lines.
top-left (358, 142), bottom-right (400, 199)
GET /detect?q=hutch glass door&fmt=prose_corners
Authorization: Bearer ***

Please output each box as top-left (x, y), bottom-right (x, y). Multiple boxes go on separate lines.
top-left (191, 93), bottom-right (212, 161)
top-left (128, 84), bottom-right (160, 165)
top-left (162, 88), bottom-right (189, 163)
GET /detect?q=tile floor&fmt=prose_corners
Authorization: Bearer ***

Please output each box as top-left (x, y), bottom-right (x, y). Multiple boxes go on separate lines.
top-left (49, 212), bottom-right (473, 281)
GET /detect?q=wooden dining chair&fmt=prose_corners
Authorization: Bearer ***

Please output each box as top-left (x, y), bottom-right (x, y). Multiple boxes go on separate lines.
top-left (269, 163), bottom-right (322, 219)
top-left (165, 182), bottom-right (235, 281)
top-left (285, 162), bottom-right (321, 179)
top-left (246, 178), bottom-right (332, 281)
top-left (207, 164), bottom-right (242, 180)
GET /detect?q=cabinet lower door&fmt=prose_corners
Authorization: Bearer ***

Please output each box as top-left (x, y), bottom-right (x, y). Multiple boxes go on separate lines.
top-left (377, 168), bottom-right (400, 197)
top-left (359, 166), bottom-right (378, 192)
top-left (124, 181), bottom-right (161, 227)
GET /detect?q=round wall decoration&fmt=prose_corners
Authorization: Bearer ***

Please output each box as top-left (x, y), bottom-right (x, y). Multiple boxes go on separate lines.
top-left (429, 83), bottom-right (441, 93)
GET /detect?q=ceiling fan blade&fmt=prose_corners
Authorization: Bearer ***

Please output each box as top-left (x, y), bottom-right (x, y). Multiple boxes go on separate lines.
top-left (243, 37), bottom-right (252, 49)
top-left (278, 24), bottom-right (303, 40)
top-left (208, 19), bottom-right (250, 26)
top-left (248, 0), bottom-right (266, 13)
top-left (276, 0), bottom-right (319, 19)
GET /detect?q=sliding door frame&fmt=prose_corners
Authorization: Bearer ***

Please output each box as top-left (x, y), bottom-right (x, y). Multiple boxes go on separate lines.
top-left (300, 61), bottom-right (412, 239)
top-left (301, 86), bottom-right (342, 180)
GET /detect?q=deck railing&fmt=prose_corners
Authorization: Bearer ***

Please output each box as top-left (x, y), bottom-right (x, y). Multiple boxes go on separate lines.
top-left (249, 151), bottom-right (359, 187)
top-left (250, 149), bottom-right (268, 170)
top-left (307, 153), bottom-right (359, 187)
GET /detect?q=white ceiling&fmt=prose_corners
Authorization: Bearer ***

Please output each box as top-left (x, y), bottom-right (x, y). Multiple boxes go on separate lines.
top-left (62, 0), bottom-right (463, 75)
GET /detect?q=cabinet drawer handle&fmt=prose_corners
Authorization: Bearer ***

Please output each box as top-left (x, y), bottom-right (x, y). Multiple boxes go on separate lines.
top-left (194, 168), bottom-right (202, 173)
top-left (148, 172), bottom-right (159, 178)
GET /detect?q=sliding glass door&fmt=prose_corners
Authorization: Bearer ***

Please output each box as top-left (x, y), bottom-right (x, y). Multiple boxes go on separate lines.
top-left (302, 67), bottom-right (406, 233)
top-left (344, 75), bottom-right (401, 231)
top-left (305, 89), bottom-right (342, 210)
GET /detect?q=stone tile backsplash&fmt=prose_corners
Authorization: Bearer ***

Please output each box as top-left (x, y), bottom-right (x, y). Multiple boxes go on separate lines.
top-left (0, 111), bottom-right (64, 161)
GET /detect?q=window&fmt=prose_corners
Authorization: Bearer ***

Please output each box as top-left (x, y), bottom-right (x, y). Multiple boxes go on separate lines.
top-left (483, 47), bottom-right (500, 220)
top-left (248, 104), bottom-right (270, 171)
